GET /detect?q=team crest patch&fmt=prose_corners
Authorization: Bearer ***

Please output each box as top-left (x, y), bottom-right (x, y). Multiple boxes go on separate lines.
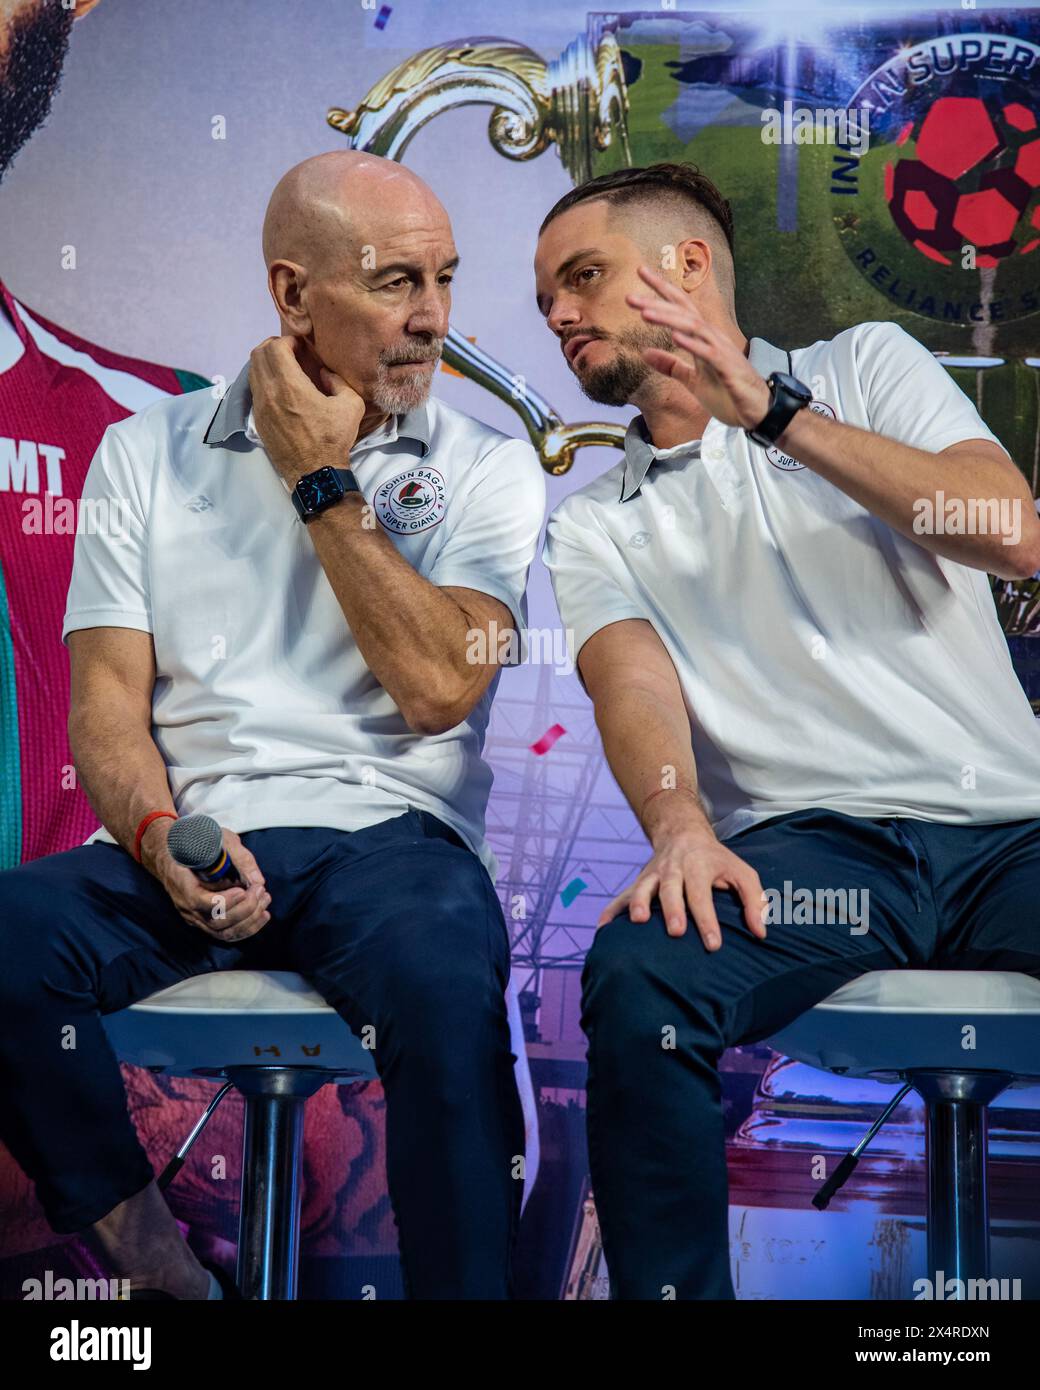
top-left (374, 466), bottom-right (447, 533)
top-left (766, 400), bottom-right (837, 471)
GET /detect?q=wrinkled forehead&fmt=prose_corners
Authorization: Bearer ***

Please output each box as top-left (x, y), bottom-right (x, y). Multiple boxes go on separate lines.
top-left (350, 189), bottom-right (455, 250)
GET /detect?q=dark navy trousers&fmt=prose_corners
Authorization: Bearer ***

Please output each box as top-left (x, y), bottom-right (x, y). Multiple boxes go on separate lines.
top-left (582, 809), bottom-right (1040, 1300)
top-left (0, 809), bottom-right (525, 1300)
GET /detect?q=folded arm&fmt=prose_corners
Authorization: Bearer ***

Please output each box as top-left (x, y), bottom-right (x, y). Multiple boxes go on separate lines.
top-left (303, 494), bottom-right (516, 735)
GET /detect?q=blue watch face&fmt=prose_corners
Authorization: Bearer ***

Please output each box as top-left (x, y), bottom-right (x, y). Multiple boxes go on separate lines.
top-left (297, 466), bottom-right (342, 512)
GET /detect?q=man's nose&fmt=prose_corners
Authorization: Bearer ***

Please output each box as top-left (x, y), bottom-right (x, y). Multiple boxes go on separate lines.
top-left (546, 294), bottom-right (581, 337)
top-left (408, 291), bottom-right (450, 338)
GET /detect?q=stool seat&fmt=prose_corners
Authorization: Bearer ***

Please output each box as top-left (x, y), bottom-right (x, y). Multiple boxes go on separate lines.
top-left (764, 970), bottom-right (1040, 1081)
top-left (102, 969), bottom-right (378, 1080)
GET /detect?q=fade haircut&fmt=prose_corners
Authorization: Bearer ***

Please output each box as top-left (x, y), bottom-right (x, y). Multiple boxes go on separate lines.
top-left (539, 161), bottom-right (736, 307)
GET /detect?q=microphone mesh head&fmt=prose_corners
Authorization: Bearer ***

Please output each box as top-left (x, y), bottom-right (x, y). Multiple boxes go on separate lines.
top-left (166, 814), bottom-right (224, 870)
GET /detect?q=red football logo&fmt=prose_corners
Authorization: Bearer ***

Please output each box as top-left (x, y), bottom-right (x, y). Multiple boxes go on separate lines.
top-left (885, 95), bottom-right (1040, 267)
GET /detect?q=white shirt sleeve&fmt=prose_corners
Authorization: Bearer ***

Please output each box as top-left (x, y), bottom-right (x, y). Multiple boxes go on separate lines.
top-left (62, 422), bottom-right (152, 644)
top-left (856, 320), bottom-right (1011, 457)
top-left (427, 435), bottom-right (546, 666)
top-left (542, 495), bottom-right (649, 684)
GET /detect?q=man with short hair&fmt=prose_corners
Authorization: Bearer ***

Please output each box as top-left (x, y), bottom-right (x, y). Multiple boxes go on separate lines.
top-left (537, 161), bottom-right (1040, 1299)
top-left (0, 150), bottom-right (545, 1300)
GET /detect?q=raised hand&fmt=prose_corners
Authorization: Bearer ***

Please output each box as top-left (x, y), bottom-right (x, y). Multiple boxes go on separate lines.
top-left (626, 264), bottom-right (771, 430)
top-left (249, 335), bottom-right (367, 486)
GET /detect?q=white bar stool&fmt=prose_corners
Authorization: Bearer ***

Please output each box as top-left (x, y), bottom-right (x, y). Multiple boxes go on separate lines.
top-left (764, 970), bottom-right (1040, 1290)
top-left (103, 969), bottom-right (539, 1300)
top-left (103, 970), bottom-right (375, 1300)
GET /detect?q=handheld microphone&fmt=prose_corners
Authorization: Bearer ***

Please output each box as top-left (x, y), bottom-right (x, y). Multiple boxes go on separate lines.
top-left (166, 814), bottom-right (245, 891)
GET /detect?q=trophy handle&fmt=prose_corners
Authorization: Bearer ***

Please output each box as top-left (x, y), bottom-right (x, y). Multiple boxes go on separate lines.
top-left (441, 329), bottom-right (625, 476)
top-left (328, 34), bottom-right (629, 181)
top-left (328, 33), bottom-right (631, 475)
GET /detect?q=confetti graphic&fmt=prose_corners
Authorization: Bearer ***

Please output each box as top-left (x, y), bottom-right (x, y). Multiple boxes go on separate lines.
top-left (560, 877), bottom-right (587, 908)
top-left (374, 5), bottom-right (393, 29)
top-left (529, 723), bottom-right (566, 755)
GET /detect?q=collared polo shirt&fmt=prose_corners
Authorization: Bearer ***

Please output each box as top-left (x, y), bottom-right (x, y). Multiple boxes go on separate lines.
top-left (63, 361), bottom-right (546, 881)
top-left (543, 321), bottom-right (1040, 839)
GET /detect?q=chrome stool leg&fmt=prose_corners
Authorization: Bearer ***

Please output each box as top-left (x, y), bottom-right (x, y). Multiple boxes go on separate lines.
top-left (226, 1067), bottom-right (331, 1300)
top-left (910, 1070), bottom-right (1013, 1286)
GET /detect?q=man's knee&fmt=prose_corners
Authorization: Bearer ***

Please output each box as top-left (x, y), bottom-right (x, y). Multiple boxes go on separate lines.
top-left (584, 914), bottom-right (671, 1037)
top-left (369, 952), bottom-right (515, 1115)
top-left (581, 911), bottom-right (725, 1052)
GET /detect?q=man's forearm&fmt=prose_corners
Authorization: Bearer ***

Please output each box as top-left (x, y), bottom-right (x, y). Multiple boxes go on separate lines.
top-left (593, 683), bottom-right (713, 845)
top-left (302, 491), bottom-right (487, 729)
top-left (774, 408), bottom-right (1039, 576)
top-left (69, 704), bottom-right (177, 872)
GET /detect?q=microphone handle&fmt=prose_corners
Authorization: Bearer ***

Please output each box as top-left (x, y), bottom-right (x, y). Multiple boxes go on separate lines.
top-left (198, 867), bottom-right (246, 892)
top-left (194, 850), bottom-right (246, 892)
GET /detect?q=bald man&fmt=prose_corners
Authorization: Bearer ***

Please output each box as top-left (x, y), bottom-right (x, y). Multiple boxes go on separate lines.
top-left (0, 152), bottom-right (546, 1300)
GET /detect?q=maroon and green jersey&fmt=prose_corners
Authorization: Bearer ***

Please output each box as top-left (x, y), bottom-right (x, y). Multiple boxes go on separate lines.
top-left (0, 278), bottom-right (210, 866)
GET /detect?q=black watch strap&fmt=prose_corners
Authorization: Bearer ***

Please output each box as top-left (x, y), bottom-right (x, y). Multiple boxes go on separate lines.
top-left (291, 466), bottom-right (360, 523)
top-left (747, 366), bottom-right (813, 449)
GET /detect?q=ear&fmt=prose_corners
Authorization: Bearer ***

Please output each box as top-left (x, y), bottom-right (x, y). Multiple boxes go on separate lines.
top-left (267, 260), bottom-right (312, 336)
top-left (72, 0), bottom-right (104, 19)
top-left (677, 236), bottom-right (713, 294)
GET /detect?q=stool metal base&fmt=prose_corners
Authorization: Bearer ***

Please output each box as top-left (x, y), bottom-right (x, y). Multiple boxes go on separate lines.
top-left (226, 1066), bottom-right (338, 1300)
top-left (908, 1069), bottom-right (1013, 1288)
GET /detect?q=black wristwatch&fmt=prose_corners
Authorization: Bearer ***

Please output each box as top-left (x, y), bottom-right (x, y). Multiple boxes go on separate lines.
top-left (746, 371), bottom-right (814, 448)
top-left (291, 466), bottom-right (360, 522)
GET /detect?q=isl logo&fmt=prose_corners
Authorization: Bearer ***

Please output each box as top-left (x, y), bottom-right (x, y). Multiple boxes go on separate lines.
top-left (830, 32), bottom-right (1040, 326)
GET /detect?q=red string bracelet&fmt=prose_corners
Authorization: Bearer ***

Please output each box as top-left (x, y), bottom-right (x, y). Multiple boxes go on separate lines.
top-left (133, 810), bottom-right (177, 863)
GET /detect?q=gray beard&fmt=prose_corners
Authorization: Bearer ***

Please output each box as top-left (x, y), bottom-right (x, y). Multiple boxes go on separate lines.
top-left (371, 345), bottom-right (442, 414)
top-left (371, 365), bottom-right (435, 414)
top-left (576, 324), bottom-right (675, 407)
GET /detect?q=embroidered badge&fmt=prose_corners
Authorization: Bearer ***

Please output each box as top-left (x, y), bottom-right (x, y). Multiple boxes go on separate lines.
top-left (374, 466), bottom-right (447, 533)
top-left (766, 399), bottom-right (836, 471)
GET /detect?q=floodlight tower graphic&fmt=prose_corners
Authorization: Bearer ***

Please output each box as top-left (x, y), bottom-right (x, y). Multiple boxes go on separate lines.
top-left (481, 663), bottom-right (650, 1024)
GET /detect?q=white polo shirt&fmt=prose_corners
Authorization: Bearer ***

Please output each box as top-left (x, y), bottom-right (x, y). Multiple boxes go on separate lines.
top-left (63, 362), bottom-right (546, 882)
top-left (543, 320), bottom-right (1040, 839)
